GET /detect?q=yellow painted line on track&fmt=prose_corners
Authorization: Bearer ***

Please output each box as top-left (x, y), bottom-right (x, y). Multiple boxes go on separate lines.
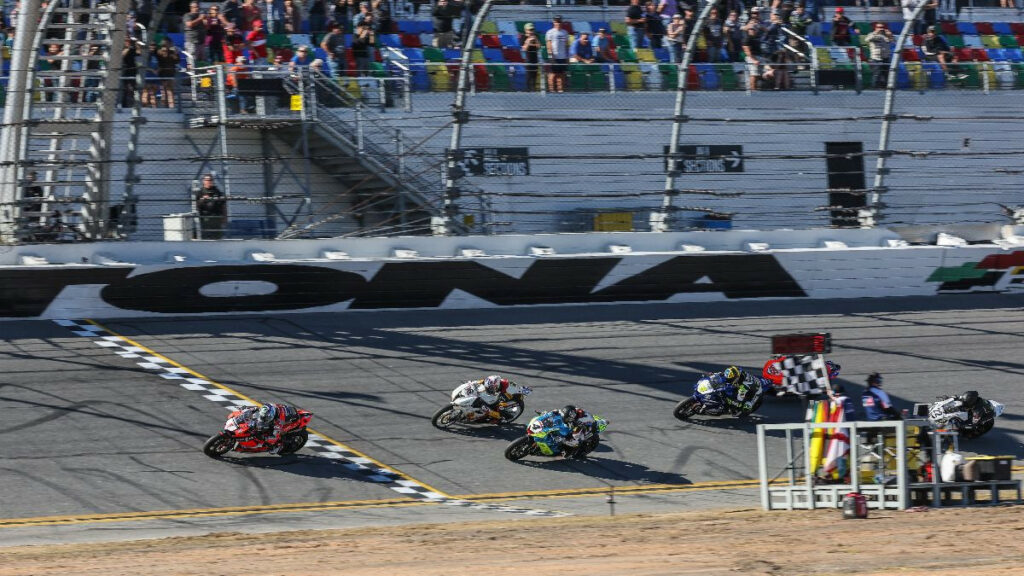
top-left (83, 319), bottom-right (452, 499)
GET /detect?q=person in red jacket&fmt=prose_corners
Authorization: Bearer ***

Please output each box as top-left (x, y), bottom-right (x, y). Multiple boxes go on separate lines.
top-left (246, 19), bottom-right (268, 64)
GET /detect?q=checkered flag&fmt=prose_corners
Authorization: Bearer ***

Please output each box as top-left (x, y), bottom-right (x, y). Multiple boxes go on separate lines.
top-left (778, 354), bottom-right (830, 395)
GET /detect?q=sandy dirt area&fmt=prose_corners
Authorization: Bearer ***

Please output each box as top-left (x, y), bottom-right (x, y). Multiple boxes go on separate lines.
top-left (3, 505), bottom-right (1023, 576)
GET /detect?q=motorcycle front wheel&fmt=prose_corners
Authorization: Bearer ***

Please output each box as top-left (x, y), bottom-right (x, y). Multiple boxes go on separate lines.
top-left (673, 397), bottom-right (701, 421)
top-left (576, 434), bottom-right (600, 459)
top-left (431, 405), bottom-right (461, 430)
top-left (504, 436), bottom-right (534, 461)
top-left (203, 434), bottom-right (235, 458)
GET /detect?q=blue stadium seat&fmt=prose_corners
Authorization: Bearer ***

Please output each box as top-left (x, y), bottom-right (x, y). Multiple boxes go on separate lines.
top-left (590, 21), bottom-right (611, 34)
top-left (611, 65), bottom-right (625, 89)
top-left (500, 34), bottom-right (520, 48)
top-left (1004, 48), bottom-right (1023, 62)
top-left (405, 47), bottom-right (425, 62)
top-left (533, 21), bottom-right (553, 34)
top-left (957, 22), bottom-right (978, 35)
top-left (808, 35), bottom-right (826, 46)
top-left (895, 63), bottom-right (911, 89)
top-left (992, 22), bottom-right (1013, 35)
top-left (509, 64), bottom-right (527, 90)
top-left (380, 34), bottom-right (403, 48)
top-left (653, 47), bottom-right (670, 62)
top-left (987, 48), bottom-right (1006, 61)
top-left (695, 63), bottom-right (719, 90)
top-left (923, 62), bottom-right (945, 88)
top-left (443, 48), bottom-right (461, 60)
top-left (888, 22), bottom-right (904, 35)
top-left (411, 68), bottom-right (430, 91)
top-left (482, 48), bottom-right (504, 62)
top-left (167, 33), bottom-right (185, 48)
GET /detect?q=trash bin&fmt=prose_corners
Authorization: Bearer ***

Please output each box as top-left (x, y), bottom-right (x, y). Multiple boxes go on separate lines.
top-left (163, 213), bottom-right (196, 241)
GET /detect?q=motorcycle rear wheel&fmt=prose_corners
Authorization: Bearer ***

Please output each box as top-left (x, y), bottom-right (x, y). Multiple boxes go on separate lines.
top-left (278, 430), bottom-right (309, 455)
top-left (499, 398), bottom-right (526, 424)
top-left (504, 436), bottom-right (534, 461)
top-left (203, 434), bottom-right (235, 458)
top-left (431, 405), bottom-right (460, 430)
top-left (673, 396), bottom-right (701, 421)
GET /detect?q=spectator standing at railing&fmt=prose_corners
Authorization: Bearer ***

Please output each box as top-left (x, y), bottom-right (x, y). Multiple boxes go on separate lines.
top-left (121, 36), bottom-right (139, 108)
top-left (644, 1), bottom-right (665, 49)
top-left (321, 22), bottom-right (347, 74)
top-left (704, 6), bottom-right (724, 63)
top-left (283, 0), bottom-right (302, 33)
top-left (239, 0), bottom-right (259, 32)
top-left (786, 3), bottom-right (811, 37)
top-left (351, 22), bottom-right (374, 74)
top-left (247, 19), bottom-right (269, 64)
top-left (742, 23), bottom-right (766, 90)
top-left (206, 5), bottom-right (228, 63)
top-left (224, 24), bottom-right (246, 64)
top-left (353, 1), bottom-right (372, 30)
top-left (665, 13), bottom-right (685, 63)
top-left (545, 15), bottom-right (569, 93)
top-left (310, 57), bottom-right (332, 77)
top-left (830, 7), bottom-right (853, 46)
top-left (864, 22), bottom-right (893, 88)
top-left (922, 25), bottom-right (963, 79)
top-left (593, 27), bottom-right (614, 63)
top-left (184, 2), bottom-right (207, 64)
top-left (724, 9), bottom-right (743, 62)
top-left (801, 0), bottom-right (822, 38)
top-left (308, 0), bottom-right (329, 34)
top-left (521, 23), bottom-right (541, 91)
top-left (155, 37), bottom-right (180, 107)
top-left (431, 0), bottom-right (458, 49)
top-left (625, 0), bottom-right (646, 50)
top-left (196, 174), bottom-right (227, 239)
top-left (763, 10), bottom-right (790, 89)
top-left (657, 0), bottom-right (678, 27)
top-left (142, 41), bottom-right (162, 107)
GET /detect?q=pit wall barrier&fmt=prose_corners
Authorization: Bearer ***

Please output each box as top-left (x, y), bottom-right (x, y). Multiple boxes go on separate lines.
top-left (3, 227), bottom-right (1024, 320)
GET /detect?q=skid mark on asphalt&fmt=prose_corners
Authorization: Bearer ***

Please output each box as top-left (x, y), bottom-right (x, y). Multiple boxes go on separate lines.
top-left (54, 320), bottom-right (567, 518)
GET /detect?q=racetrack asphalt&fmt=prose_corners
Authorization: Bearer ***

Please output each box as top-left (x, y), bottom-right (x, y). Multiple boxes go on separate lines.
top-left (2, 294), bottom-right (1022, 545)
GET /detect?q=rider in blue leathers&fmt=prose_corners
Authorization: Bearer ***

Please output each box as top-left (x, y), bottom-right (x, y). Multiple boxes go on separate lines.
top-left (538, 405), bottom-right (596, 457)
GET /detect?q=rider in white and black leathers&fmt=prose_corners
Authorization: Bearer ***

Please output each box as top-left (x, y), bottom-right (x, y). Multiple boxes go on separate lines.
top-left (939, 390), bottom-right (987, 427)
top-left (471, 375), bottom-right (528, 420)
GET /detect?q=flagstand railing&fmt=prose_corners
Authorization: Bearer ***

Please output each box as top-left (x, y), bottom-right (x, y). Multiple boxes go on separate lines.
top-left (756, 420), bottom-right (910, 511)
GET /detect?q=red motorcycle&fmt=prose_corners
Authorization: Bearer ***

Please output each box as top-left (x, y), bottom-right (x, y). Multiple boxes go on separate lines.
top-left (202, 404), bottom-right (313, 458)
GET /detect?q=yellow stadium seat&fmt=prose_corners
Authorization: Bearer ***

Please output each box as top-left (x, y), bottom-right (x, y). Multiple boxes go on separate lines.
top-left (905, 61), bottom-right (927, 90)
top-left (479, 21), bottom-right (498, 35)
top-left (339, 77), bottom-right (361, 99)
top-left (635, 48), bottom-right (657, 62)
top-left (428, 64), bottom-right (451, 91)
top-left (981, 35), bottom-right (1001, 48)
top-left (610, 21), bottom-right (628, 36)
top-left (621, 63), bottom-right (644, 90)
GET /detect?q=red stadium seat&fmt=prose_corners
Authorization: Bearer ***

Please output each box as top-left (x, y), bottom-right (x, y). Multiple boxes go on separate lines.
top-left (912, 34), bottom-right (923, 46)
top-left (940, 21), bottom-right (959, 35)
top-left (902, 48), bottom-right (920, 61)
top-left (974, 22), bottom-right (996, 35)
top-left (972, 48), bottom-right (990, 61)
top-left (480, 34), bottom-right (502, 48)
top-left (472, 63), bottom-right (490, 91)
top-left (1010, 22), bottom-right (1024, 36)
top-left (400, 33), bottom-right (421, 48)
top-left (501, 47), bottom-right (524, 62)
top-left (954, 47), bottom-right (974, 61)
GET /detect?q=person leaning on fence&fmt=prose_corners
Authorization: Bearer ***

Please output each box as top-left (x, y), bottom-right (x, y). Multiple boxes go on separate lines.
top-left (351, 22), bottom-right (375, 75)
top-left (665, 14), bottom-right (685, 64)
top-left (521, 23), bottom-right (541, 91)
top-left (593, 27), bottom-right (614, 63)
top-left (922, 25), bottom-right (964, 80)
top-left (247, 19), bottom-right (269, 64)
top-left (865, 22), bottom-right (894, 89)
top-left (569, 32), bottom-right (595, 64)
top-left (861, 372), bottom-right (901, 422)
top-left (742, 24), bottom-right (766, 90)
top-left (830, 7), bottom-right (854, 46)
top-left (155, 37), bottom-right (180, 108)
top-left (183, 1), bottom-right (207, 64)
top-left (196, 174), bottom-right (227, 240)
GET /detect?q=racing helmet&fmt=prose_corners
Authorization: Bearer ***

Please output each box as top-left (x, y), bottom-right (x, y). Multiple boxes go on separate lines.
top-left (723, 366), bottom-right (743, 385)
top-left (483, 375), bottom-right (502, 394)
top-left (866, 372), bottom-right (883, 386)
top-left (560, 405), bottom-right (579, 426)
top-left (961, 390), bottom-right (980, 409)
top-left (825, 361), bottom-right (841, 380)
top-left (257, 403), bottom-right (277, 429)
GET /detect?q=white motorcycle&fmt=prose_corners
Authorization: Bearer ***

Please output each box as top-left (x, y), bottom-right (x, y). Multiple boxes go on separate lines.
top-left (927, 394), bottom-right (1004, 440)
top-left (431, 381), bottom-right (531, 429)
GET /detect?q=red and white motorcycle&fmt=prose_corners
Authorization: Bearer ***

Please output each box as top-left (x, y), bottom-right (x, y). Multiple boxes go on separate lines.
top-left (431, 380), bottom-right (531, 429)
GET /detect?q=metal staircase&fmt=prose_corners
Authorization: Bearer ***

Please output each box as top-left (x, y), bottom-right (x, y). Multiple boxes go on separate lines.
top-left (1, 0), bottom-right (128, 242)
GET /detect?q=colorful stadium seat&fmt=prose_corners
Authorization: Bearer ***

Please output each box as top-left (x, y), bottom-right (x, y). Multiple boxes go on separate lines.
top-left (981, 35), bottom-right (1002, 49)
top-left (974, 22), bottom-right (996, 35)
top-left (991, 22), bottom-right (1013, 36)
top-left (500, 34), bottom-right (520, 48)
top-left (400, 33), bottom-right (422, 48)
top-left (957, 22), bottom-right (978, 35)
top-left (482, 48), bottom-right (503, 62)
top-left (940, 22), bottom-right (959, 35)
top-left (501, 47), bottom-right (524, 62)
top-left (998, 35), bottom-right (1019, 49)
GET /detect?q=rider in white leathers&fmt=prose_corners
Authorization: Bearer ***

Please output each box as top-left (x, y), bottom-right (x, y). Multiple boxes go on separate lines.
top-left (471, 375), bottom-right (529, 421)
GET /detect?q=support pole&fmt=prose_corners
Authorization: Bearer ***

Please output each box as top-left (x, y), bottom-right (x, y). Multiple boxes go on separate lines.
top-left (871, 0), bottom-right (928, 227)
top-left (655, 0), bottom-right (720, 232)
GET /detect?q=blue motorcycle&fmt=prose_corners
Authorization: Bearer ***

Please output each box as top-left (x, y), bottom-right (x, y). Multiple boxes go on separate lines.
top-left (673, 374), bottom-right (765, 421)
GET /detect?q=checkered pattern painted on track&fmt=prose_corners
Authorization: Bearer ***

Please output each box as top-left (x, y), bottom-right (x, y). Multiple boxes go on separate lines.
top-left (54, 319), bottom-right (566, 518)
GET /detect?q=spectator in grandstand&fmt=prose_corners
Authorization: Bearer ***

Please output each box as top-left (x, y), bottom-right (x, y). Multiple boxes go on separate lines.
top-left (787, 3), bottom-right (812, 37)
top-left (226, 55), bottom-right (253, 112)
top-left (742, 23), bottom-right (766, 90)
top-left (196, 174), bottom-right (228, 240)
top-left (704, 6), bottom-right (725, 63)
top-left (569, 32), bottom-right (596, 64)
top-left (922, 25), bottom-right (964, 79)
top-left (239, 0), bottom-right (260, 32)
top-left (155, 37), bottom-right (180, 108)
top-left (764, 10), bottom-right (791, 89)
top-left (802, 0), bottom-right (823, 38)
top-left (666, 13), bottom-right (686, 63)
top-left (657, 0), bottom-right (678, 26)
top-left (142, 41), bottom-right (161, 107)
top-left (183, 1), bottom-right (207, 64)
top-left (321, 23), bottom-right (348, 75)
top-left (921, 0), bottom-right (938, 36)
top-left (745, 6), bottom-right (762, 31)
top-left (222, 0), bottom-right (242, 29)
top-left (265, 0), bottom-right (285, 34)
top-left (593, 27), bottom-right (614, 63)
top-left (163, 0), bottom-right (187, 33)
top-left (247, 19), bottom-right (269, 64)
top-left (777, 0), bottom-right (795, 22)
top-left (644, 1), bottom-right (665, 49)
top-left (378, 7), bottom-right (396, 37)
top-left (82, 43), bottom-right (102, 103)
top-left (351, 21), bottom-right (375, 75)
top-left (310, 57), bottom-right (332, 77)
top-left (223, 24), bottom-right (246, 65)
top-left (205, 5), bottom-right (228, 63)
top-left (459, 0), bottom-right (483, 48)
top-left (432, 0), bottom-right (459, 49)
top-left (625, 0), bottom-right (647, 50)
top-left (864, 22), bottom-right (893, 89)
top-left (283, 0), bottom-right (302, 34)
top-left (521, 23), bottom-right (541, 91)
top-left (681, 4), bottom-right (697, 47)
top-left (308, 0), bottom-right (329, 34)
top-left (121, 37), bottom-right (139, 108)
top-left (291, 44), bottom-right (314, 69)
top-left (353, 1), bottom-right (373, 31)
top-left (937, 0), bottom-right (955, 22)
top-left (545, 15), bottom-right (569, 93)
top-left (830, 7), bottom-right (853, 46)
top-left (724, 9), bottom-right (743, 62)
top-left (901, 0), bottom-right (923, 37)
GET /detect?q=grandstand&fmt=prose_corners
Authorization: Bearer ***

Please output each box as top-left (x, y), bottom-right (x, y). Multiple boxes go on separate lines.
top-left (1, 1), bottom-right (1023, 243)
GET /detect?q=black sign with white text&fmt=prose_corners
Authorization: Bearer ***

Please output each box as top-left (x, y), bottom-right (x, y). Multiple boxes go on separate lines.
top-left (664, 145), bottom-right (745, 173)
top-left (450, 147), bottom-right (530, 177)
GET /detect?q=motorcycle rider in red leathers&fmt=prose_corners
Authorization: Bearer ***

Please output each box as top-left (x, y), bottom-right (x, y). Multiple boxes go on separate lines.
top-left (470, 375), bottom-right (529, 421)
top-left (252, 403), bottom-right (288, 453)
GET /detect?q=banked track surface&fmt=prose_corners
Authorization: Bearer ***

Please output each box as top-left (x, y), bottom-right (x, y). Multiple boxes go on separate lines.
top-left (1, 294), bottom-right (1022, 544)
